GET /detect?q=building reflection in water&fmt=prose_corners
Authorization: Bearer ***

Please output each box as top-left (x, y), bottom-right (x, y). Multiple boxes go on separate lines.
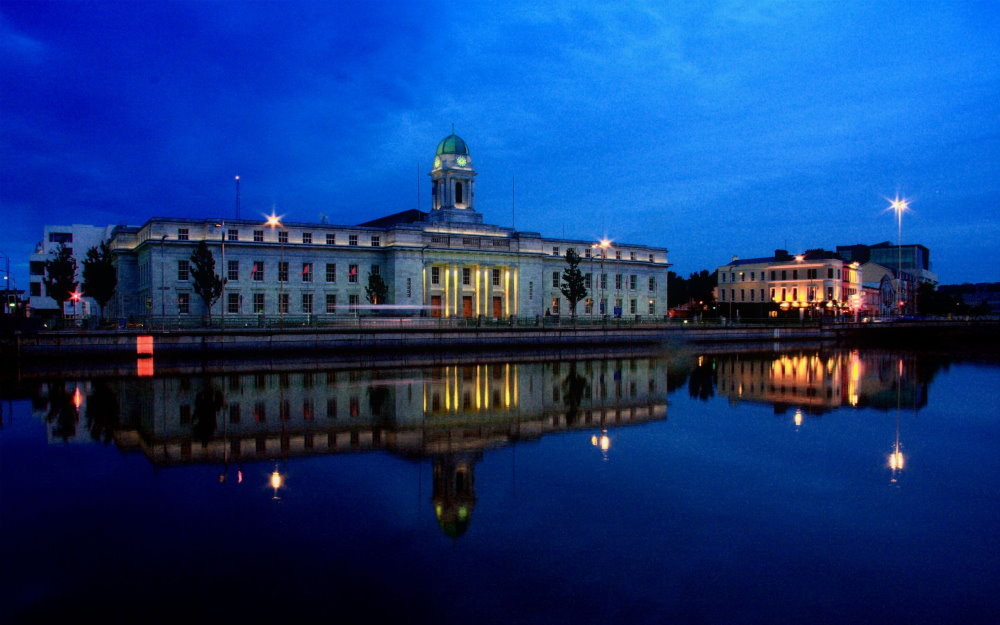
top-left (31, 356), bottom-right (670, 536)
top-left (712, 349), bottom-right (931, 482)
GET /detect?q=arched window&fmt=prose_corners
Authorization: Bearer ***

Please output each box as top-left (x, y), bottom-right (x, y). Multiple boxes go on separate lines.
top-left (455, 182), bottom-right (463, 205)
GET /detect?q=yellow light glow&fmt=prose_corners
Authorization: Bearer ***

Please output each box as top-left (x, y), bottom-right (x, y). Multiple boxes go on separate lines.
top-left (887, 196), bottom-right (910, 215)
top-left (600, 435), bottom-right (610, 451)
top-left (794, 409), bottom-right (803, 427)
top-left (591, 435), bottom-right (598, 446)
top-left (264, 212), bottom-right (284, 228)
top-left (270, 469), bottom-right (283, 493)
top-left (889, 451), bottom-right (905, 470)
top-left (73, 386), bottom-right (83, 410)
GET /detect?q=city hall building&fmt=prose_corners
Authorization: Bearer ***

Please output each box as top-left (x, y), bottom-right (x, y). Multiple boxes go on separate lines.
top-left (30, 134), bottom-right (670, 322)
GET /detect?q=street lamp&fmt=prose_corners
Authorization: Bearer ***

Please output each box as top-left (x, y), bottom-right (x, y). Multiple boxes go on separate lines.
top-left (264, 211), bottom-right (285, 329)
top-left (216, 221), bottom-right (226, 330)
top-left (886, 196), bottom-right (910, 316)
top-left (69, 287), bottom-right (83, 326)
top-left (592, 239), bottom-right (611, 319)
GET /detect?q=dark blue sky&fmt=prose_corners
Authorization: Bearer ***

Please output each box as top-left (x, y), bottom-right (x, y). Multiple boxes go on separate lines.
top-left (2, 1), bottom-right (998, 290)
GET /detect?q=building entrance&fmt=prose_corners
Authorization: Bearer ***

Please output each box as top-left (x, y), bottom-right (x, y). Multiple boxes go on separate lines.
top-left (492, 296), bottom-right (502, 318)
top-left (431, 295), bottom-right (442, 318)
top-left (462, 296), bottom-right (473, 318)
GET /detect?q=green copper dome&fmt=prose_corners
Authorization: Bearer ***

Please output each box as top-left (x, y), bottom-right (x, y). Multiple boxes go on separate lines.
top-left (435, 134), bottom-right (470, 156)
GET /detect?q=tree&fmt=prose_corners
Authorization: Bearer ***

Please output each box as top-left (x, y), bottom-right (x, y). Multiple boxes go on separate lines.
top-left (43, 243), bottom-right (77, 316)
top-left (560, 248), bottom-right (588, 318)
top-left (365, 271), bottom-right (388, 306)
top-left (190, 241), bottom-right (224, 324)
top-left (82, 241), bottom-right (117, 321)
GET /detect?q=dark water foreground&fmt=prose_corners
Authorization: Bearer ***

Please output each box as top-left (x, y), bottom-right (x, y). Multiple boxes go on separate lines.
top-left (1, 346), bottom-right (998, 624)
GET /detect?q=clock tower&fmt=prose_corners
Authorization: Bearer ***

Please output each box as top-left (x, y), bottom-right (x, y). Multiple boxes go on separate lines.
top-left (429, 132), bottom-right (483, 224)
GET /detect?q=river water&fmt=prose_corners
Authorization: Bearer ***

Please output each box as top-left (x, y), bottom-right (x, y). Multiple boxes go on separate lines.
top-left (2, 346), bottom-right (998, 624)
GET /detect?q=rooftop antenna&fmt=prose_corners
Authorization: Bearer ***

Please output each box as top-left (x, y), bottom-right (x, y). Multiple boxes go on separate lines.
top-left (451, 122), bottom-right (455, 134)
top-left (234, 174), bottom-right (241, 219)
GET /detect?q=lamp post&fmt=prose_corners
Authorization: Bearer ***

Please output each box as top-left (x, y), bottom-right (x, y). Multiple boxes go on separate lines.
top-left (159, 234), bottom-right (167, 329)
top-left (592, 239), bottom-right (611, 319)
top-left (888, 197), bottom-right (909, 316)
top-left (265, 212), bottom-right (284, 329)
top-left (216, 221), bottom-right (226, 330)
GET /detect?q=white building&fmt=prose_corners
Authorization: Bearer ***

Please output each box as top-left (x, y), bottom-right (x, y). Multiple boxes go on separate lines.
top-left (86, 133), bottom-right (670, 323)
top-left (28, 224), bottom-right (116, 318)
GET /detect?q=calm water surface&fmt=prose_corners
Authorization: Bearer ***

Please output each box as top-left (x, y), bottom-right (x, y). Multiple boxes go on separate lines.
top-left (2, 347), bottom-right (998, 624)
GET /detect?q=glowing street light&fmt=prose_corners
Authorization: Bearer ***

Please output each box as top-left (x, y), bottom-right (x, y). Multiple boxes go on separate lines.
top-left (885, 196), bottom-right (910, 316)
top-left (270, 465), bottom-right (284, 499)
top-left (264, 211), bottom-right (285, 329)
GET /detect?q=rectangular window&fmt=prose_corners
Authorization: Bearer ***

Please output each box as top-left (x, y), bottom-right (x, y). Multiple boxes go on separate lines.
top-left (177, 260), bottom-right (189, 281)
top-left (227, 292), bottom-right (240, 313)
top-left (227, 260), bottom-right (239, 281)
top-left (630, 252), bottom-right (636, 261)
top-left (371, 235), bottom-right (380, 247)
top-left (770, 270), bottom-right (776, 281)
top-left (227, 229), bottom-right (239, 242)
top-left (781, 288), bottom-right (787, 301)
top-left (615, 250), bottom-right (622, 260)
top-left (30, 261), bottom-right (45, 275)
top-left (649, 254), bottom-right (654, 262)
top-left (178, 293), bottom-right (190, 314)
top-left (793, 269), bottom-right (798, 280)
top-left (781, 270), bottom-right (787, 280)
top-left (431, 267), bottom-right (440, 285)
top-left (721, 273), bottom-right (727, 283)
top-left (552, 272), bottom-right (560, 288)
top-left (770, 288), bottom-right (775, 301)
top-left (462, 267), bottom-right (471, 285)
top-left (253, 293), bottom-right (265, 313)
top-left (302, 262), bottom-right (312, 282)
top-left (761, 289), bottom-right (765, 301)
top-left (278, 261), bottom-right (288, 282)
top-left (828, 268), bottom-right (834, 279)
top-left (585, 273), bottom-right (592, 288)
top-left (326, 233), bottom-right (335, 245)
top-left (740, 289), bottom-right (745, 301)
top-left (584, 248), bottom-right (591, 258)
top-left (279, 293), bottom-right (289, 314)
top-left (827, 286), bottom-right (834, 300)
top-left (648, 276), bottom-right (655, 291)
top-left (349, 234), bottom-right (358, 246)
top-left (348, 264), bottom-right (359, 283)
top-left (302, 232), bottom-right (312, 244)
top-left (630, 299), bottom-right (637, 314)
top-left (629, 275), bottom-right (637, 290)
top-left (348, 294), bottom-right (360, 313)
top-left (552, 246), bottom-right (559, 256)
top-left (302, 293), bottom-right (313, 314)
top-left (600, 273), bottom-right (607, 289)
top-left (326, 294), bottom-right (337, 313)
top-left (615, 274), bottom-right (622, 290)
top-left (30, 283), bottom-right (42, 296)
top-left (177, 228), bottom-right (189, 241)
top-left (253, 230), bottom-right (264, 242)
top-left (252, 261), bottom-right (264, 281)
top-left (585, 298), bottom-right (593, 314)
top-left (648, 299), bottom-right (655, 314)
top-left (551, 297), bottom-right (560, 314)
top-left (229, 403), bottom-right (241, 424)
top-left (49, 232), bottom-right (73, 244)
top-left (326, 263), bottom-right (336, 282)
top-left (750, 289), bottom-right (755, 302)
top-left (277, 230), bottom-right (288, 244)
top-left (492, 268), bottom-right (501, 286)
top-left (406, 277), bottom-right (412, 297)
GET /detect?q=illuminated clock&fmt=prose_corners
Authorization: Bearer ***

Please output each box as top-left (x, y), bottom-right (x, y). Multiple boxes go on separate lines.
top-left (434, 156), bottom-right (441, 169)
top-left (456, 156), bottom-right (468, 167)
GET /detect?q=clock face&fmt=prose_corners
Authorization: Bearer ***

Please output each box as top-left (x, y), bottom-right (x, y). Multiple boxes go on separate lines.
top-left (434, 156), bottom-right (441, 169)
top-left (456, 156), bottom-right (468, 167)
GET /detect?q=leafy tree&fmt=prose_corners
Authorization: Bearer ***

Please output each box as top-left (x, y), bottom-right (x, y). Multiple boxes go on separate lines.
top-left (190, 241), bottom-right (224, 324)
top-left (561, 362), bottom-right (590, 425)
top-left (560, 248), bottom-right (588, 318)
top-left (192, 379), bottom-right (223, 446)
top-left (42, 243), bottom-right (77, 315)
top-left (82, 241), bottom-right (117, 321)
top-left (365, 271), bottom-right (388, 306)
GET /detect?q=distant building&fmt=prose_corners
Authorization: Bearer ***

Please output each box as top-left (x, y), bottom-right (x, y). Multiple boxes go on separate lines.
top-left (837, 242), bottom-right (937, 314)
top-left (30, 134), bottom-right (671, 323)
top-left (714, 248), bottom-right (862, 319)
top-left (938, 283), bottom-right (1000, 314)
top-left (28, 224), bottom-right (116, 318)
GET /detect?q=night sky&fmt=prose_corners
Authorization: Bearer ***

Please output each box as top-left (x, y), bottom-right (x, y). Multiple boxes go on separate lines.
top-left (2, 1), bottom-right (998, 292)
